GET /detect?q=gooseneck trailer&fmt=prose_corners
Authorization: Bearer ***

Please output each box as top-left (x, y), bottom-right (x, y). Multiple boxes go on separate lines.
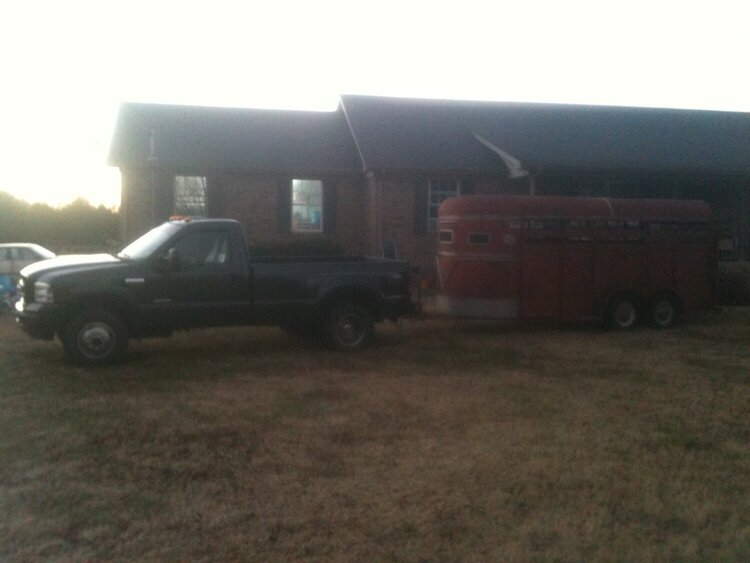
top-left (436, 196), bottom-right (717, 328)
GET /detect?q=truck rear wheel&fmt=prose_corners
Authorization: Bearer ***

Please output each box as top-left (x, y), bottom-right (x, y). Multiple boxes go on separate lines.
top-left (62, 309), bottom-right (128, 365)
top-left (607, 295), bottom-right (641, 330)
top-left (325, 303), bottom-right (373, 351)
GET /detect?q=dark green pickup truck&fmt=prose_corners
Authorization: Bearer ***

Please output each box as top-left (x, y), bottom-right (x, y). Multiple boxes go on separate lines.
top-left (15, 218), bottom-right (414, 365)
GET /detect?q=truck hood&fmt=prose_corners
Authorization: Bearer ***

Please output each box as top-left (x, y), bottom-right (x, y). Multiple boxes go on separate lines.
top-left (20, 254), bottom-right (121, 278)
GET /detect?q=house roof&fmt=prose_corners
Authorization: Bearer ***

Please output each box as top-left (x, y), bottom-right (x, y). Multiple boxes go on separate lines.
top-left (109, 96), bottom-right (750, 177)
top-left (108, 103), bottom-right (362, 174)
top-left (339, 95), bottom-right (750, 175)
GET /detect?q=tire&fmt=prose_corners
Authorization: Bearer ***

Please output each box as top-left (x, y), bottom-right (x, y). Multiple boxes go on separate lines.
top-left (649, 294), bottom-right (678, 329)
top-left (607, 295), bottom-right (641, 330)
top-left (62, 309), bottom-right (128, 365)
top-left (325, 303), bottom-right (374, 351)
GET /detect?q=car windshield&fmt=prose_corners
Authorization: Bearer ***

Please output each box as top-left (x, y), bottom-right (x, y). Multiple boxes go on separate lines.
top-left (118, 223), bottom-right (183, 260)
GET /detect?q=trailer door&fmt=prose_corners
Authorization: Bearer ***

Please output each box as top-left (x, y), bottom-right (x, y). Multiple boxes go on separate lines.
top-left (520, 218), bottom-right (562, 319)
top-left (674, 222), bottom-right (716, 309)
top-left (561, 219), bottom-right (596, 321)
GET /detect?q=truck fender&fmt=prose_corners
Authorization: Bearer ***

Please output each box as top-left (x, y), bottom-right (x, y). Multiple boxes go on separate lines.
top-left (318, 285), bottom-right (382, 321)
top-left (60, 290), bottom-right (141, 334)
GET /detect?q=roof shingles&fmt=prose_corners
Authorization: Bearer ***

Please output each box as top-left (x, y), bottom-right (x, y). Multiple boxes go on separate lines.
top-left (109, 96), bottom-right (750, 177)
top-left (108, 103), bottom-right (363, 174)
top-left (340, 95), bottom-right (750, 175)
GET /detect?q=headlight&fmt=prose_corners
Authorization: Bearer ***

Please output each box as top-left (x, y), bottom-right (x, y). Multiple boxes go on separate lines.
top-left (34, 282), bottom-right (53, 304)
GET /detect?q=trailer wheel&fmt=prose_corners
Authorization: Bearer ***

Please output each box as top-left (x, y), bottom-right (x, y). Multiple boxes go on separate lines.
top-left (325, 303), bottom-right (374, 351)
top-left (62, 309), bottom-right (128, 365)
top-left (607, 295), bottom-right (640, 330)
top-left (649, 294), bottom-right (679, 329)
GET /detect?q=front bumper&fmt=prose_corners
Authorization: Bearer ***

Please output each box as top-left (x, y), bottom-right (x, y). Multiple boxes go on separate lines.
top-left (14, 299), bottom-right (59, 340)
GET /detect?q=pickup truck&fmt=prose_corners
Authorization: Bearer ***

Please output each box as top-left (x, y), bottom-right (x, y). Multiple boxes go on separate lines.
top-left (15, 218), bottom-right (414, 365)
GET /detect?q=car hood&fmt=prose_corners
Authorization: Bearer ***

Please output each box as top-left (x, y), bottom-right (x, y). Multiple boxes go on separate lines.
top-left (20, 254), bottom-right (121, 278)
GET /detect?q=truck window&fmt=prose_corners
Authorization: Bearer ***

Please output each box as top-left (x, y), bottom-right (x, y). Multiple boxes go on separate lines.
top-left (119, 223), bottom-right (182, 260)
top-left (173, 231), bottom-right (232, 267)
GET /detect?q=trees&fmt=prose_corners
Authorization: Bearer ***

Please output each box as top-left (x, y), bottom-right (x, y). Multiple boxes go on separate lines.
top-left (0, 192), bottom-right (119, 252)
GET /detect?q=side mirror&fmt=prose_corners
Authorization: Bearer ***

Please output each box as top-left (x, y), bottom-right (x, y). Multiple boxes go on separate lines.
top-left (166, 248), bottom-right (182, 271)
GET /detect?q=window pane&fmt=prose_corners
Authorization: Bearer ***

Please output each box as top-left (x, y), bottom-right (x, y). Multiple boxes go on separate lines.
top-left (292, 179), bottom-right (323, 233)
top-left (427, 179), bottom-right (460, 232)
top-left (174, 231), bottom-right (231, 267)
top-left (174, 176), bottom-right (207, 217)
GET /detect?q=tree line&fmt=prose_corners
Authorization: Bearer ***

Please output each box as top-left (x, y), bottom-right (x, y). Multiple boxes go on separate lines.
top-left (0, 191), bottom-right (119, 253)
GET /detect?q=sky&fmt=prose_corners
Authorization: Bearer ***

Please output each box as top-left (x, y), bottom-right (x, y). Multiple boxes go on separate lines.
top-left (1, 0), bottom-right (748, 209)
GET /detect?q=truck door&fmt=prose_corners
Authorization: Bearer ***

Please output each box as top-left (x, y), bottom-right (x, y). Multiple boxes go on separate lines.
top-left (148, 229), bottom-right (249, 328)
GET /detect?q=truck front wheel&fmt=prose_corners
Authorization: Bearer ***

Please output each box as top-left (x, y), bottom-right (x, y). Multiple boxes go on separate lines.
top-left (62, 309), bottom-right (129, 365)
top-left (325, 303), bottom-right (374, 351)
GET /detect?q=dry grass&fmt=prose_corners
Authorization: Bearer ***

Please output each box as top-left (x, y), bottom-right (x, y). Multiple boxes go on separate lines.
top-left (1, 308), bottom-right (749, 561)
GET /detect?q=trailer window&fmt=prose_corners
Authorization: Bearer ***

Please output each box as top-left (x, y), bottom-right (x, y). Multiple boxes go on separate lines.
top-left (439, 230), bottom-right (454, 243)
top-left (468, 233), bottom-right (490, 244)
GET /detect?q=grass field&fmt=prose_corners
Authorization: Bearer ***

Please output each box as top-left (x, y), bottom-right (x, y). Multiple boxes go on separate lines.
top-left (1, 308), bottom-right (749, 560)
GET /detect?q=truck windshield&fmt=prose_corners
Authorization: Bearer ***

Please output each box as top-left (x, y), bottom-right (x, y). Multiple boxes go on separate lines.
top-left (118, 223), bottom-right (183, 260)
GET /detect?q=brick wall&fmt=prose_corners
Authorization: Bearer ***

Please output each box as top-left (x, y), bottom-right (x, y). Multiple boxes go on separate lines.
top-left (120, 166), bottom-right (518, 271)
top-left (120, 168), bottom-right (174, 243)
top-left (214, 172), bottom-right (367, 255)
top-left (374, 173), bottom-right (517, 280)
top-left (120, 166), bottom-right (750, 266)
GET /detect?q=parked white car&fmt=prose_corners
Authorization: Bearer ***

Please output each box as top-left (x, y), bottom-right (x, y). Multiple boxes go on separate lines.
top-left (0, 243), bottom-right (56, 276)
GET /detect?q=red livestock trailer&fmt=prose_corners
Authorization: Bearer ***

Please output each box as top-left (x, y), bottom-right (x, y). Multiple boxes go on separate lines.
top-left (436, 195), bottom-right (718, 328)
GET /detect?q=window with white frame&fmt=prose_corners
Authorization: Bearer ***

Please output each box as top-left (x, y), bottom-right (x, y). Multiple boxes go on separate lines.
top-left (428, 179), bottom-right (460, 231)
top-left (292, 179), bottom-right (323, 233)
top-left (174, 176), bottom-right (207, 217)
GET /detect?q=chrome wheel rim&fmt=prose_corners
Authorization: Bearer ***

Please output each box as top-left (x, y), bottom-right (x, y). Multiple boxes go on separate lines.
top-left (614, 302), bottom-right (637, 328)
top-left (654, 301), bottom-right (674, 326)
top-left (77, 321), bottom-right (116, 360)
top-left (335, 314), bottom-right (365, 347)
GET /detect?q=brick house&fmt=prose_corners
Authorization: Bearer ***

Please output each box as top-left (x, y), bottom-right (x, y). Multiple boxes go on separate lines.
top-left (109, 95), bottom-right (750, 276)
